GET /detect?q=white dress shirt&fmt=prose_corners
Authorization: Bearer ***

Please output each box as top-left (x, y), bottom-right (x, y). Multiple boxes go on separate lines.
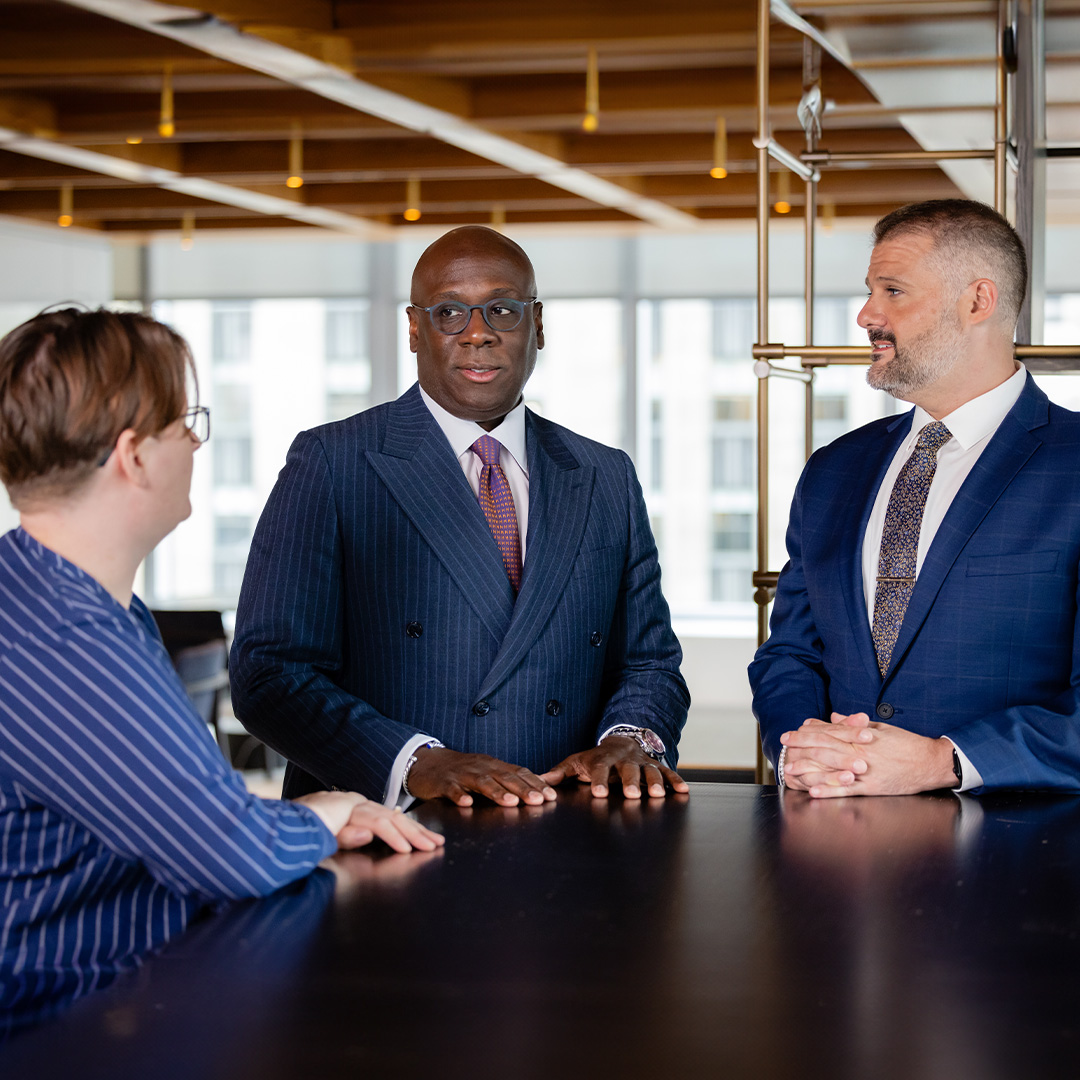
top-left (383, 388), bottom-right (531, 806)
top-left (860, 363), bottom-right (1027, 790)
top-left (418, 385), bottom-right (530, 556)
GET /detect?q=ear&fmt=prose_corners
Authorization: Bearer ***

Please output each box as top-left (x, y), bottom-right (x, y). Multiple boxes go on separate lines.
top-left (406, 305), bottom-right (420, 354)
top-left (964, 278), bottom-right (998, 326)
top-left (111, 429), bottom-right (152, 489)
top-left (533, 301), bottom-right (544, 351)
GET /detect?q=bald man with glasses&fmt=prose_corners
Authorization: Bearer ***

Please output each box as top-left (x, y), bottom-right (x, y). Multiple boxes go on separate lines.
top-left (232, 226), bottom-right (689, 809)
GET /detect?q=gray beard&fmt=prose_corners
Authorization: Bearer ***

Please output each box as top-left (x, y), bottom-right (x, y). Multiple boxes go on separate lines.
top-left (866, 315), bottom-right (963, 401)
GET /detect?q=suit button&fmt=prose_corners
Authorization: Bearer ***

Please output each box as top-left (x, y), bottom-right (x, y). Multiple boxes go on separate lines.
top-left (589, 631), bottom-right (603, 646)
top-left (405, 622), bottom-right (423, 638)
top-left (472, 701), bottom-right (490, 717)
top-left (876, 702), bottom-right (894, 719)
top-left (546, 699), bottom-right (562, 716)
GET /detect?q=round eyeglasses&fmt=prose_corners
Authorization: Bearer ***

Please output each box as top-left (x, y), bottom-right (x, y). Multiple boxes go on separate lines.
top-left (412, 297), bottom-right (538, 336)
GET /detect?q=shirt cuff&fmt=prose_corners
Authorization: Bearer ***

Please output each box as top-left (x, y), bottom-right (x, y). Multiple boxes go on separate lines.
top-left (597, 722), bottom-right (641, 744)
top-left (942, 737), bottom-right (983, 792)
top-left (383, 733), bottom-right (440, 810)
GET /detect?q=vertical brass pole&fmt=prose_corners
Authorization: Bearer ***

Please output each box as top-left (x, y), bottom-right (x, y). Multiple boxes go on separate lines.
top-left (755, 0), bottom-right (771, 784)
top-left (802, 36), bottom-right (820, 465)
top-left (803, 102), bottom-right (817, 462)
top-left (994, 0), bottom-right (1008, 213)
top-left (804, 179), bottom-right (815, 463)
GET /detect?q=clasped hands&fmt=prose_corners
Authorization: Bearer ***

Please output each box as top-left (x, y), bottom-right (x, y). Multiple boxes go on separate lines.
top-left (406, 738), bottom-right (689, 808)
top-left (779, 712), bottom-right (957, 798)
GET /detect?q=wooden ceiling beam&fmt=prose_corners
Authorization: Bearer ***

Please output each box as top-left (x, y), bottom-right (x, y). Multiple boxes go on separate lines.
top-left (327, 1), bottom-right (763, 42)
top-left (3, 0), bottom-right (988, 234)
top-left (305, 176), bottom-right (601, 206)
top-left (0, 186), bottom-right (217, 213)
top-left (53, 113), bottom-right (400, 144)
top-left (468, 65), bottom-right (875, 122)
top-left (60, 0), bottom-right (700, 228)
top-left (0, 31), bottom-right (206, 70)
top-left (178, 138), bottom-right (498, 177)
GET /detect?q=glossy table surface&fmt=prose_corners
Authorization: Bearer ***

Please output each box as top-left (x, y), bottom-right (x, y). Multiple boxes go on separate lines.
top-left (4, 783), bottom-right (1080, 1079)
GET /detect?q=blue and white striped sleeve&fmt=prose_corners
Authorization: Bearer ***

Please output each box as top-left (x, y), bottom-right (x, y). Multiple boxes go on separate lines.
top-left (0, 614), bottom-right (337, 901)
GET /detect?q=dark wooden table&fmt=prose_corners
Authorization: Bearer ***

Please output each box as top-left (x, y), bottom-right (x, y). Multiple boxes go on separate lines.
top-left (4, 783), bottom-right (1080, 1079)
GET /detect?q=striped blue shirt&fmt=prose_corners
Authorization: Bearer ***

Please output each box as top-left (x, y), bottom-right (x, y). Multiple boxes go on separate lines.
top-left (0, 527), bottom-right (336, 1025)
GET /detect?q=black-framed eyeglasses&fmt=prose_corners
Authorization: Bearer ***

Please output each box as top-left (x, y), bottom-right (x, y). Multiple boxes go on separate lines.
top-left (184, 405), bottom-right (210, 445)
top-left (412, 297), bottom-right (538, 336)
top-left (97, 405), bottom-right (211, 467)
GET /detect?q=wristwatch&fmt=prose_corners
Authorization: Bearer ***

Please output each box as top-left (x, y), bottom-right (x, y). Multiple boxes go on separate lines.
top-left (601, 725), bottom-right (666, 760)
top-left (951, 747), bottom-right (963, 788)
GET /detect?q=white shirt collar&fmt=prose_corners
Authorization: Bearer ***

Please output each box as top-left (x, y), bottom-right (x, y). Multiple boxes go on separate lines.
top-left (909, 363), bottom-right (1027, 452)
top-left (418, 384), bottom-right (529, 476)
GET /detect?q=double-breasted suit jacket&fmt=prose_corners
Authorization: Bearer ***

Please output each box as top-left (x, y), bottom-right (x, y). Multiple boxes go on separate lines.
top-left (231, 384), bottom-right (689, 800)
top-left (750, 376), bottom-right (1080, 792)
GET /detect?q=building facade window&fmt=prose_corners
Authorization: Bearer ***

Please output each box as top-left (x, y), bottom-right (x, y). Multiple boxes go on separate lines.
top-left (711, 299), bottom-right (755, 360)
top-left (324, 299), bottom-right (372, 422)
top-left (325, 301), bottom-right (369, 364)
top-left (711, 397), bottom-right (755, 490)
top-left (213, 515), bottom-right (253, 598)
top-left (210, 383), bottom-right (253, 487)
top-left (650, 399), bottom-right (663, 492)
top-left (211, 303), bottom-right (252, 365)
top-left (326, 391), bottom-right (369, 423)
top-left (710, 511), bottom-right (754, 602)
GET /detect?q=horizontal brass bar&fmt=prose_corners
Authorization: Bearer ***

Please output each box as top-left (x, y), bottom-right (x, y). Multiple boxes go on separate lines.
top-left (803, 149), bottom-right (996, 165)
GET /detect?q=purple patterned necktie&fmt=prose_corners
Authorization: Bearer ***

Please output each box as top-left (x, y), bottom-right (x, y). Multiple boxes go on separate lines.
top-left (471, 435), bottom-right (522, 592)
top-left (872, 420), bottom-right (953, 676)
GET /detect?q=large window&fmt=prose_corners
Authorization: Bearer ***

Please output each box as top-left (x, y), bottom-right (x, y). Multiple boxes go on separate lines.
top-left (145, 240), bottom-right (1080, 640)
top-left (149, 296), bottom-right (372, 611)
top-left (523, 298), bottom-right (623, 449)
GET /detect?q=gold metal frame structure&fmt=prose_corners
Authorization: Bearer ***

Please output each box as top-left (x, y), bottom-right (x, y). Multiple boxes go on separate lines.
top-left (750, 0), bottom-right (1080, 783)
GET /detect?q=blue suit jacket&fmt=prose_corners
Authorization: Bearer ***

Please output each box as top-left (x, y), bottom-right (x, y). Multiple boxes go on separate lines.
top-left (750, 376), bottom-right (1080, 792)
top-left (231, 385), bottom-right (689, 800)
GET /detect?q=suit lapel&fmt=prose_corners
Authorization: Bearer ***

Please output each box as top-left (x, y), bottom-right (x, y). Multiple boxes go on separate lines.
top-left (475, 412), bottom-right (595, 699)
top-left (884, 379), bottom-right (1048, 684)
top-left (842, 412), bottom-right (914, 683)
top-left (366, 386), bottom-right (515, 644)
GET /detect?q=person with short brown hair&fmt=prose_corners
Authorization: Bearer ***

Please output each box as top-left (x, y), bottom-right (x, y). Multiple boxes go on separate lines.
top-left (0, 307), bottom-right (442, 1003)
top-left (0, 307), bottom-right (192, 508)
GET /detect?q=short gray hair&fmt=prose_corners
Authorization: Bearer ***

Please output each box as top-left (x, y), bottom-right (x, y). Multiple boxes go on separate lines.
top-left (872, 199), bottom-right (1028, 329)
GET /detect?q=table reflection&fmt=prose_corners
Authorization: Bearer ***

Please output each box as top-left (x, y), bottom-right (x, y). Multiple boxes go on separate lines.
top-left (1, 865), bottom-right (336, 1042)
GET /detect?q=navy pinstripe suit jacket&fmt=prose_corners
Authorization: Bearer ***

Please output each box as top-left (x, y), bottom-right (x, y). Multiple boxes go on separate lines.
top-left (231, 384), bottom-right (689, 800)
top-left (750, 376), bottom-right (1080, 792)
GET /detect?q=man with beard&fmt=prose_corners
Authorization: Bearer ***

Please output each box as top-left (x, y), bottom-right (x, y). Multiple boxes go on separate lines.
top-left (750, 198), bottom-right (1080, 796)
